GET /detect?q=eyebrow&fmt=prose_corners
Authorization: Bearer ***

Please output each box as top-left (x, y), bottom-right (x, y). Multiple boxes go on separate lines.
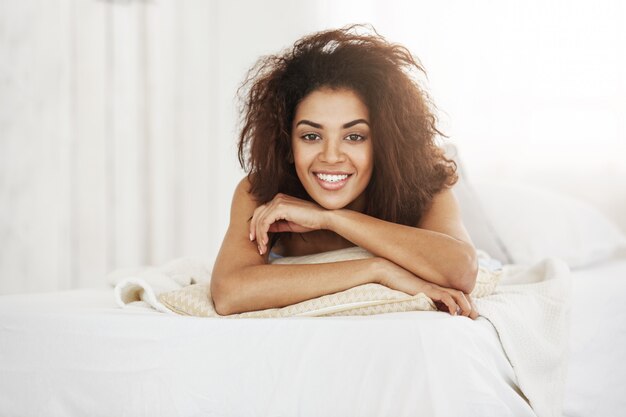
top-left (295, 119), bottom-right (370, 129)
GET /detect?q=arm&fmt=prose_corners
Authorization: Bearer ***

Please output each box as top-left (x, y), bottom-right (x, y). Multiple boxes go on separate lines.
top-left (213, 260), bottom-right (382, 316)
top-left (252, 187), bottom-right (478, 294)
top-left (210, 177), bottom-right (382, 316)
top-left (326, 188), bottom-right (478, 293)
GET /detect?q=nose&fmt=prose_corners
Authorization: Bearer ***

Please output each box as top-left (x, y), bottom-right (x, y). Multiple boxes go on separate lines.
top-left (320, 138), bottom-right (346, 164)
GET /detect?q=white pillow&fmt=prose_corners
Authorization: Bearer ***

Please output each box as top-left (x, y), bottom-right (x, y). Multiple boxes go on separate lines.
top-left (472, 180), bottom-right (626, 268)
top-left (442, 143), bottom-right (512, 263)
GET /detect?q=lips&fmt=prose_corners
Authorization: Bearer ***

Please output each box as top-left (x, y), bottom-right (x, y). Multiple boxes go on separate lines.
top-left (313, 171), bottom-right (353, 190)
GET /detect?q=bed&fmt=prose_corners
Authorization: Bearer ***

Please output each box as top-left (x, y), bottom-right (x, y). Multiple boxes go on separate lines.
top-left (0, 287), bottom-right (532, 417)
top-left (0, 255), bottom-right (624, 416)
top-left (1, 156), bottom-right (625, 416)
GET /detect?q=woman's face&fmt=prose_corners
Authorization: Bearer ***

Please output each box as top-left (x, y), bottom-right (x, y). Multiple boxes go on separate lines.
top-left (291, 87), bottom-right (374, 211)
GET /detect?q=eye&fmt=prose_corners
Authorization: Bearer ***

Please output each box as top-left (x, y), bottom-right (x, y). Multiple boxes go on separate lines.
top-left (345, 133), bottom-right (365, 142)
top-left (301, 133), bottom-right (321, 141)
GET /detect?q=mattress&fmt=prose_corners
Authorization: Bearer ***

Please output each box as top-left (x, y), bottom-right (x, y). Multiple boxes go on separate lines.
top-left (0, 293), bottom-right (531, 416)
top-left (1, 257), bottom-right (625, 417)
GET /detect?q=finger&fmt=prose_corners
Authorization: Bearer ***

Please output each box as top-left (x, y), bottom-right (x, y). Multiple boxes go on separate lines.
top-left (249, 204), bottom-right (265, 242)
top-left (259, 212), bottom-right (279, 255)
top-left (255, 210), bottom-right (267, 255)
top-left (256, 205), bottom-right (277, 255)
top-left (253, 205), bottom-right (270, 255)
top-left (261, 218), bottom-right (272, 254)
top-left (439, 293), bottom-right (459, 316)
top-left (263, 216), bottom-right (287, 247)
top-left (468, 296), bottom-right (479, 320)
top-left (450, 291), bottom-right (472, 317)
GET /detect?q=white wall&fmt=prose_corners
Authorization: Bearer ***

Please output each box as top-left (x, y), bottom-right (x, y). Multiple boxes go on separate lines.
top-left (1, 0), bottom-right (625, 294)
top-left (0, 0), bottom-right (325, 294)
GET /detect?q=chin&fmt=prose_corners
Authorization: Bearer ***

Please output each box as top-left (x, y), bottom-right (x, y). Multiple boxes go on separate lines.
top-left (317, 201), bottom-right (347, 210)
top-left (308, 193), bottom-right (350, 211)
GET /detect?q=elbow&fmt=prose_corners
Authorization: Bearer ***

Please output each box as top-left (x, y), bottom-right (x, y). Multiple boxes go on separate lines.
top-left (459, 263), bottom-right (478, 294)
top-left (210, 277), bottom-right (234, 316)
top-left (450, 246), bottom-right (479, 294)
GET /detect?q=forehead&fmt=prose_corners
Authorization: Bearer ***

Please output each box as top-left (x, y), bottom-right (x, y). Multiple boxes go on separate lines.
top-left (294, 88), bottom-right (369, 123)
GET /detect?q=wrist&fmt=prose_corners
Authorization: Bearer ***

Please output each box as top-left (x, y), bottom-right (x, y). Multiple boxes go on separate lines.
top-left (368, 257), bottom-right (389, 285)
top-left (322, 208), bottom-right (340, 231)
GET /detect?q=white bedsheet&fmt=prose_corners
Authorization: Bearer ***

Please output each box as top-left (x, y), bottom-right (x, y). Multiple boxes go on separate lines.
top-left (1, 256), bottom-right (624, 417)
top-left (110, 250), bottom-right (570, 417)
top-left (0, 289), bottom-right (533, 417)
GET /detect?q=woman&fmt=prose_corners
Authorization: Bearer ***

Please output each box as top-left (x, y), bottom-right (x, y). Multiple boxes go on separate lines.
top-left (211, 24), bottom-right (479, 319)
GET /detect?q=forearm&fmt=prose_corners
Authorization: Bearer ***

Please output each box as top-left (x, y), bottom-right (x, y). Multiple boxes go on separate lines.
top-left (212, 257), bottom-right (381, 315)
top-left (325, 210), bottom-right (477, 293)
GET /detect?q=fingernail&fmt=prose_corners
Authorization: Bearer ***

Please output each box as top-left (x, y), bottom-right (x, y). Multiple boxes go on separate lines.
top-left (249, 233), bottom-right (253, 241)
top-left (259, 247), bottom-right (263, 255)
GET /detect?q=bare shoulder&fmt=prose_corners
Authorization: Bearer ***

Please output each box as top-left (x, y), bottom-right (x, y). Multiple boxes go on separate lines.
top-left (227, 175), bottom-right (265, 231)
top-left (212, 176), bottom-right (266, 283)
top-left (229, 176), bottom-right (262, 218)
top-left (417, 186), bottom-right (473, 245)
top-left (232, 175), bottom-right (253, 204)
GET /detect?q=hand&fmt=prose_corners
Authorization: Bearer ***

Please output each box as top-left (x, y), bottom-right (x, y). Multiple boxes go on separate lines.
top-left (250, 193), bottom-right (330, 255)
top-left (375, 258), bottom-right (479, 319)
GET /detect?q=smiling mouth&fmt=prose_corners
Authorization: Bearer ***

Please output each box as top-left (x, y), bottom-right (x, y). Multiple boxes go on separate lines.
top-left (315, 173), bottom-right (352, 183)
top-left (313, 172), bottom-right (353, 190)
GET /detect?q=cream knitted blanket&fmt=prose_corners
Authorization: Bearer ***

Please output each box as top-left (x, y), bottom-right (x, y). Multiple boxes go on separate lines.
top-left (108, 247), bottom-right (571, 417)
top-left (474, 258), bottom-right (571, 417)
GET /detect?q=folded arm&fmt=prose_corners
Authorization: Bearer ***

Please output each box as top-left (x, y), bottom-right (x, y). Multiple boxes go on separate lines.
top-left (251, 186), bottom-right (478, 294)
top-left (213, 178), bottom-right (478, 316)
top-left (211, 177), bottom-right (383, 316)
top-left (325, 188), bottom-right (478, 293)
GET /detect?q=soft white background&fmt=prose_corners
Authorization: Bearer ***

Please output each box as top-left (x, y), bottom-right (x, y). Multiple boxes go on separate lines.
top-left (1, 0), bottom-right (625, 294)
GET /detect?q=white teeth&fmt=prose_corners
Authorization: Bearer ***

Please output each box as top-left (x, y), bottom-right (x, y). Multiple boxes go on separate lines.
top-left (316, 173), bottom-right (349, 183)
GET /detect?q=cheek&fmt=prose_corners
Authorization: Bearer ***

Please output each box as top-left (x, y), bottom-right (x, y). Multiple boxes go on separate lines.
top-left (353, 146), bottom-right (374, 175)
top-left (291, 142), bottom-right (302, 165)
top-left (292, 149), bottom-right (302, 166)
top-left (292, 146), bottom-right (312, 176)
